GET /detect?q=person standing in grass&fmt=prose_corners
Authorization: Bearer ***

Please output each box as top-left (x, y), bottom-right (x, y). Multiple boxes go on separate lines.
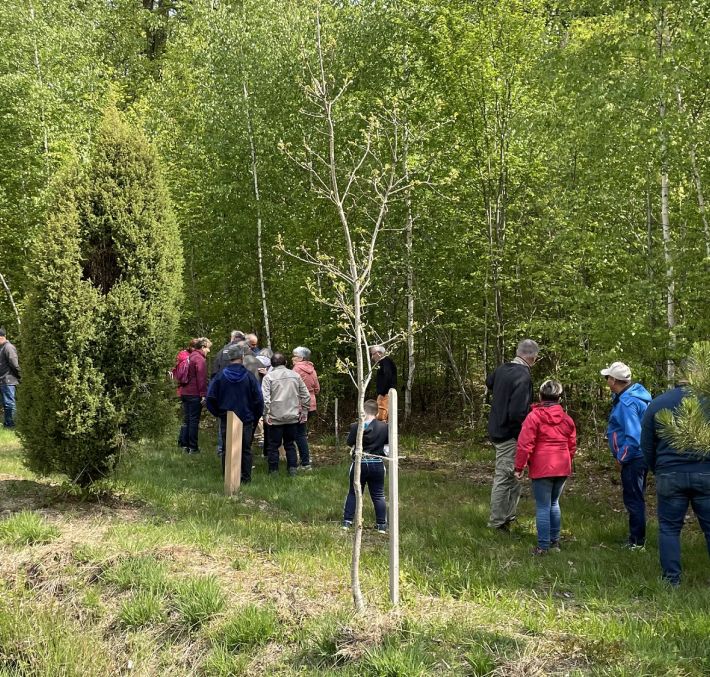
top-left (370, 345), bottom-right (397, 422)
top-left (210, 330), bottom-right (246, 457)
top-left (602, 361), bottom-right (652, 548)
top-left (342, 399), bottom-right (388, 533)
top-left (514, 380), bottom-right (576, 555)
top-left (292, 346), bottom-right (320, 470)
top-left (206, 342), bottom-right (264, 483)
top-left (640, 366), bottom-right (710, 586)
top-left (180, 337), bottom-right (211, 454)
top-left (486, 339), bottom-right (539, 531)
top-left (0, 327), bottom-right (20, 428)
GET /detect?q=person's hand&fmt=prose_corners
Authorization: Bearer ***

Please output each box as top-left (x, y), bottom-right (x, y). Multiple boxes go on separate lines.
top-left (266, 415), bottom-right (272, 426)
top-left (514, 470), bottom-right (524, 480)
top-left (616, 459), bottom-right (622, 471)
top-left (298, 412), bottom-right (307, 424)
top-left (200, 397), bottom-right (206, 406)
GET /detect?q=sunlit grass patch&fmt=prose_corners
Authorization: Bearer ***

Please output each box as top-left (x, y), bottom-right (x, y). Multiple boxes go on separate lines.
top-left (173, 575), bottom-right (225, 628)
top-left (0, 510), bottom-right (59, 546)
top-left (119, 590), bottom-right (167, 629)
top-left (211, 603), bottom-right (281, 651)
top-left (100, 554), bottom-right (170, 593)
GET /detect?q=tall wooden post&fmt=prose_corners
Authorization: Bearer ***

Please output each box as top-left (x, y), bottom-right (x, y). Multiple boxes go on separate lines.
top-left (225, 411), bottom-right (243, 496)
top-left (388, 388), bottom-right (399, 606)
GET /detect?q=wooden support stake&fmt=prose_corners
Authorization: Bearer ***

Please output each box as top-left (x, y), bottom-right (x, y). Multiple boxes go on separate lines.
top-left (225, 411), bottom-right (243, 496)
top-left (335, 397), bottom-right (339, 454)
top-left (388, 388), bottom-right (399, 606)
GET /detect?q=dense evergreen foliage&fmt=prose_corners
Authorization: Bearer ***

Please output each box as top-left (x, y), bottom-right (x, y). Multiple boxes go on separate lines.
top-left (17, 109), bottom-right (182, 484)
top-left (1, 1), bottom-right (709, 426)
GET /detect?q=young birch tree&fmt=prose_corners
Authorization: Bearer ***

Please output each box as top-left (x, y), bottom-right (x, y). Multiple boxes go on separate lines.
top-left (281, 6), bottom-right (410, 611)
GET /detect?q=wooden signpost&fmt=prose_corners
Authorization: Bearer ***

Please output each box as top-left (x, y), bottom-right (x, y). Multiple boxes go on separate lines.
top-left (224, 411), bottom-right (243, 496)
top-left (388, 388), bottom-right (399, 606)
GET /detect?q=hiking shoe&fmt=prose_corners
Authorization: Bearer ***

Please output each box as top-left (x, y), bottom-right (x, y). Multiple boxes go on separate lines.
top-left (621, 540), bottom-right (646, 550)
top-left (182, 447), bottom-right (190, 454)
top-left (288, 467), bottom-right (298, 477)
top-left (550, 540), bottom-right (561, 552)
top-left (300, 464), bottom-right (313, 472)
top-left (531, 546), bottom-right (548, 556)
top-left (376, 524), bottom-right (387, 534)
top-left (342, 520), bottom-right (353, 530)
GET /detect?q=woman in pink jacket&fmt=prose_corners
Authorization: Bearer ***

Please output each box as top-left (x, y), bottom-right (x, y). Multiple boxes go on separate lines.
top-left (292, 346), bottom-right (320, 470)
top-left (514, 380), bottom-right (576, 555)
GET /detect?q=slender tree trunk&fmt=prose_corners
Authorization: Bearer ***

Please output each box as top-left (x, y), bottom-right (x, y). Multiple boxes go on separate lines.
top-left (403, 129), bottom-right (415, 422)
top-left (658, 10), bottom-right (675, 382)
top-left (0, 273), bottom-right (21, 327)
top-left (243, 81), bottom-right (272, 348)
top-left (28, 2), bottom-right (49, 175)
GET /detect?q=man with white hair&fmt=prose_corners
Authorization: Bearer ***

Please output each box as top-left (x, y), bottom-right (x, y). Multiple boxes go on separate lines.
top-left (602, 360), bottom-right (652, 548)
top-left (486, 339), bottom-right (539, 530)
top-left (370, 345), bottom-right (397, 422)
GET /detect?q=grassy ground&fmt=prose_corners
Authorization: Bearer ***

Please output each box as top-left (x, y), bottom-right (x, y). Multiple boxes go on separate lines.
top-left (1, 424), bottom-right (709, 676)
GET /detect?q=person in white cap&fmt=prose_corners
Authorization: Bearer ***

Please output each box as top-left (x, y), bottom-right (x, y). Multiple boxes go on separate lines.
top-left (601, 361), bottom-right (652, 548)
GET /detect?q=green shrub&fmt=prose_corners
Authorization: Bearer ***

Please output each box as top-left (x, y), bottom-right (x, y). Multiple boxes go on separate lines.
top-left (118, 590), bottom-right (166, 629)
top-left (212, 604), bottom-right (281, 651)
top-left (17, 106), bottom-right (183, 486)
top-left (173, 576), bottom-right (225, 628)
top-left (0, 511), bottom-right (59, 546)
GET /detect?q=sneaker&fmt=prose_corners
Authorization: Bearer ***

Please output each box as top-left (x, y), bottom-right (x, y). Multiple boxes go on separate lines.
top-left (342, 520), bottom-right (353, 530)
top-left (182, 447), bottom-right (190, 454)
top-left (376, 524), bottom-right (387, 534)
top-left (188, 448), bottom-right (201, 455)
top-left (288, 467), bottom-right (298, 477)
top-left (550, 540), bottom-right (561, 552)
top-left (621, 540), bottom-right (645, 550)
top-left (531, 546), bottom-right (548, 556)
top-left (301, 464), bottom-right (313, 472)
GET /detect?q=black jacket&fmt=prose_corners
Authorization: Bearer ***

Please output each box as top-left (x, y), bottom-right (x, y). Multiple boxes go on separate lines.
top-left (375, 356), bottom-right (397, 396)
top-left (486, 361), bottom-right (533, 442)
top-left (0, 341), bottom-right (20, 386)
top-left (211, 341), bottom-right (238, 379)
top-left (347, 419), bottom-right (389, 457)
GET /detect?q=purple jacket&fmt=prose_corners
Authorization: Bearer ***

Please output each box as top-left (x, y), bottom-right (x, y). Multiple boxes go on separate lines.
top-left (180, 350), bottom-right (207, 397)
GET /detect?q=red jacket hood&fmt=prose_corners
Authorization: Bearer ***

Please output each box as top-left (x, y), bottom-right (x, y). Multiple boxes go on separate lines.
top-left (295, 361), bottom-right (316, 375)
top-left (531, 402), bottom-right (566, 425)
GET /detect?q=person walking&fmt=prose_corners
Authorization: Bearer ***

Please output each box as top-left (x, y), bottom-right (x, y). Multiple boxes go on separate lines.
top-left (292, 346), bottom-right (320, 470)
top-left (486, 338), bottom-right (539, 530)
top-left (262, 353), bottom-right (310, 476)
top-left (514, 380), bottom-right (576, 555)
top-left (206, 342), bottom-right (263, 483)
top-left (602, 361), bottom-right (652, 548)
top-left (342, 399), bottom-right (388, 533)
top-left (0, 328), bottom-right (20, 428)
top-left (641, 367), bottom-right (710, 585)
top-left (180, 338), bottom-right (211, 454)
top-left (370, 345), bottom-right (397, 422)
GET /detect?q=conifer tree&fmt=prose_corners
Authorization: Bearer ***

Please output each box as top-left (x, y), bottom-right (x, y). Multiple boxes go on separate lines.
top-left (657, 342), bottom-right (710, 455)
top-left (17, 108), bottom-right (183, 485)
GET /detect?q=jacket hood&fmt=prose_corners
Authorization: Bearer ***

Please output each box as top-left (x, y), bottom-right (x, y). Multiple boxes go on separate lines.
top-left (296, 361), bottom-right (316, 375)
top-left (619, 382), bottom-right (652, 406)
top-left (223, 364), bottom-right (250, 383)
top-left (532, 402), bottom-right (566, 425)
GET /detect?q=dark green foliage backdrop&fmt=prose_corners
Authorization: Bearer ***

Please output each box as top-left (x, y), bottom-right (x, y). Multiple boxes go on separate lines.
top-left (1, 0), bottom-right (709, 427)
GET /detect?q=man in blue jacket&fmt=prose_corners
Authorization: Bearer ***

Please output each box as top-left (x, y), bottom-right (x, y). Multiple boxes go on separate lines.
top-left (602, 361), bottom-right (652, 548)
top-left (206, 343), bottom-right (264, 483)
top-left (641, 370), bottom-right (710, 585)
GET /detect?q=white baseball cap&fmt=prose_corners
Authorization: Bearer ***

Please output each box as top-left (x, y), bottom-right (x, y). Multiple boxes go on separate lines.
top-left (600, 361), bottom-right (631, 381)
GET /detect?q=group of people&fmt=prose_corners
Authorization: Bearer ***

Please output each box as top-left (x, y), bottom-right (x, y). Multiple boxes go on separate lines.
top-left (486, 339), bottom-right (710, 585)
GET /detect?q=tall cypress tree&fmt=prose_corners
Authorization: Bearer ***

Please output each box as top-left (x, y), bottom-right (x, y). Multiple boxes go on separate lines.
top-left (17, 107), bottom-right (183, 485)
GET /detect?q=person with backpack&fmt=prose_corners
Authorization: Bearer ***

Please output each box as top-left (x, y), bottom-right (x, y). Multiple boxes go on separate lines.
top-left (179, 338), bottom-right (211, 454)
top-left (514, 380), bottom-right (577, 555)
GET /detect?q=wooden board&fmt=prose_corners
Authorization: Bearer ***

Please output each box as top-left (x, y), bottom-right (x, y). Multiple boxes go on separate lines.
top-left (225, 412), bottom-right (243, 496)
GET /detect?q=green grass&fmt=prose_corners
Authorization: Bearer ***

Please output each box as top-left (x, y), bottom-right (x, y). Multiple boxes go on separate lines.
top-left (1, 426), bottom-right (710, 674)
top-left (0, 510), bottom-right (59, 546)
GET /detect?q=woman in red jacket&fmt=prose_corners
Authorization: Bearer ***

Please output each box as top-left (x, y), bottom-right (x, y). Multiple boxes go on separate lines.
top-left (514, 380), bottom-right (576, 554)
top-left (180, 337), bottom-right (211, 454)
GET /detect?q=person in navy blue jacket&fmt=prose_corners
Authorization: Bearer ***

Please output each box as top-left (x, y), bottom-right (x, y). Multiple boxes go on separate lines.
top-left (602, 361), bottom-right (652, 547)
top-left (206, 343), bottom-right (264, 483)
top-left (641, 369), bottom-right (710, 585)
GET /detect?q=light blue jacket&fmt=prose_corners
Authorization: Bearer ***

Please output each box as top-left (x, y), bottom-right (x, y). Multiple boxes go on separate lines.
top-left (607, 382), bottom-right (652, 464)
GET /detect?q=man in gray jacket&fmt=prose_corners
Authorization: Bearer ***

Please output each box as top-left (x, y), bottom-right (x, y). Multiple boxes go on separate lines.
top-left (262, 352), bottom-right (310, 476)
top-left (0, 328), bottom-right (20, 428)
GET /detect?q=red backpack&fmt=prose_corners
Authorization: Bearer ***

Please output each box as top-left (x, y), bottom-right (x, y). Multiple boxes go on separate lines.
top-left (172, 350), bottom-right (191, 385)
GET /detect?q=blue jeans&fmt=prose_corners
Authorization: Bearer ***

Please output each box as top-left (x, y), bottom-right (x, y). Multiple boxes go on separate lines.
top-left (219, 417), bottom-right (254, 482)
top-left (531, 477), bottom-right (566, 550)
top-left (295, 411), bottom-right (313, 466)
top-left (180, 395), bottom-right (202, 451)
top-left (656, 472), bottom-right (710, 584)
top-left (267, 422), bottom-right (298, 472)
top-left (343, 460), bottom-right (386, 527)
top-left (1, 384), bottom-right (16, 427)
top-left (621, 458), bottom-right (648, 545)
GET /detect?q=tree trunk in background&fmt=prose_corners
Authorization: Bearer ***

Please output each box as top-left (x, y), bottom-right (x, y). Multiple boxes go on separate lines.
top-left (403, 129), bottom-right (415, 422)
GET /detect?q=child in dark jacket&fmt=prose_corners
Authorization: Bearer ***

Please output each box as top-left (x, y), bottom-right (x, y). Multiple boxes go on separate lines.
top-left (342, 399), bottom-right (388, 532)
top-left (514, 380), bottom-right (576, 554)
